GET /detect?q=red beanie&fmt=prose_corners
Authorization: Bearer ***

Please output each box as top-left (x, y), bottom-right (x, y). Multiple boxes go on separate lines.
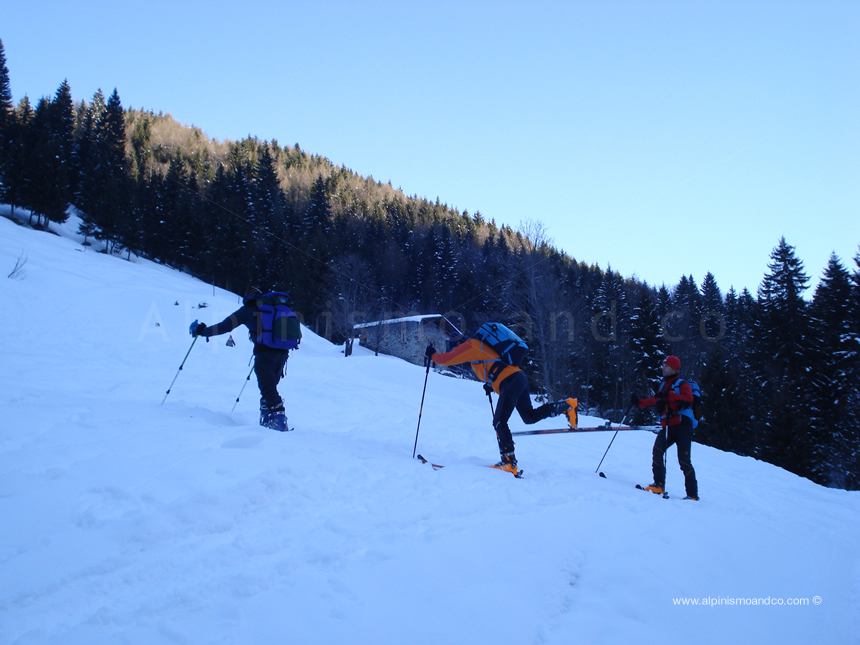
top-left (663, 355), bottom-right (681, 372)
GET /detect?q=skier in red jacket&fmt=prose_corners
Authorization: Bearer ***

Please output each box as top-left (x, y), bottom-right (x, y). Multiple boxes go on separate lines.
top-left (631, 355), bottom-right (699, 500)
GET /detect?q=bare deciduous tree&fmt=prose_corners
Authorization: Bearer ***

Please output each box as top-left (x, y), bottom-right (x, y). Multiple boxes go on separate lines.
top-left (7, 251), bottom-right (27, 280)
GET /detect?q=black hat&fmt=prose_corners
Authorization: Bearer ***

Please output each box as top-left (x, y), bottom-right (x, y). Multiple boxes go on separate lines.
top-left (243, 286), bottom-right (263, 304)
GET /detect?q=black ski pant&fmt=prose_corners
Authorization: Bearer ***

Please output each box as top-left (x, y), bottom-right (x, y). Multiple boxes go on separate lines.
top-left (255, 347), bottom-right (289, 411)
top-left (652, 417), bottom-right (698, 497)
top-left (493, 371), bottom-right (554, 457)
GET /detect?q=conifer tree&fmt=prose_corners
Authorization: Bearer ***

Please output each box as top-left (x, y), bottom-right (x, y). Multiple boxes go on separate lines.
top-left (757, 238), bottom-right (812, 373)
top-left (700, 271), bottom-right (725, 341)
top-left (302, 174), bottom-right (331, 238)
top-left (51, 80), bottom-right (75, 202)
top-left (201, 164), bottom-right (253, 291)
top-left (722, 287), bottom-right (755, 379)
top-left (810, 253), bottom-right (858, 486)
top-left (76, 89), bottom-right (131, 247)
top-left (429, 224), bottom-right (458, 312)
top-left (23, 96), bottom-right (71, 225)
top-left (131, 171), bottom-right (158, 259)
top-left (587, 269), bottom-right (629, 415)
top-left (628, 286), bottom-right (668, 424)
top-left (159, 156), bottom-right (192, 266)
top-left (0, 38), bottom-right (14, 192)
top-left (629, 287), bottom-right (667, 385)
top-left (655, 285), bottom-right (672, 321)
top-left (251, 146), bottom-right (289, 287)
top-left (735, 287), bottom-right (764, 454)
top-left (847, 250), bottom-right (860, 488)
top-left (1, 97), bottom-right (31, 215)
top-left (74, 93), bottom-right (100, 242)
top-left (95, 89), bottom-right (129, 250)
top-left (477, 233), bottom-right (509, 314)
top-left (812, 254), bottom-right (855, 372)
top-left (409, 227), bottom-right (435, 311)
top-left (850, 249), bottom-right (860, 344)
top-left (697, 342), bottom-right (748, 453)
top-left (668, 274), bottom-right (703, 363)
top-left (755, 237), bottom-right (817, 478)
top-left (0, 40), bottom-right (11, 129)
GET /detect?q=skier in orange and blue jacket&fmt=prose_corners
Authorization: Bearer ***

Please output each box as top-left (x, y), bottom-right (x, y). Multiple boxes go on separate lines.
top-left (426, 334), bottom-right (577, 476)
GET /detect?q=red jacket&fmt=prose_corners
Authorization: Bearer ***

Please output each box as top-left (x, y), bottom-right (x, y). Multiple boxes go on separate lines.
top-left (430, 339), bottom-right (520, 395)
top-left (638, 376), bottom-right (693, 427)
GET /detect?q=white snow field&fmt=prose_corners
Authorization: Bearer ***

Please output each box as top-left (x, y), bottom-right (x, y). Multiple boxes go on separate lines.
top-left (1, 211), bottom-right (858, 644)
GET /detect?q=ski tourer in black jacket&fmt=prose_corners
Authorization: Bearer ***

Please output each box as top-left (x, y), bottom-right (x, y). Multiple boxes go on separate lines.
top-left (196, 292), bottom-right (290, 417)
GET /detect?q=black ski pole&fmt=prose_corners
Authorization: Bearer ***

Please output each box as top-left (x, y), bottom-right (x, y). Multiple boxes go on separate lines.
top-left (662, 424), bottom-right (668, 493)
top-left (162, 336), bottom-right (199, 404)
top-left (231, 356), bottom-right (256, 413)
top-left (595, 403), bottom-right (633, 475)
top-left (412, 357), bottom-right (432, 459)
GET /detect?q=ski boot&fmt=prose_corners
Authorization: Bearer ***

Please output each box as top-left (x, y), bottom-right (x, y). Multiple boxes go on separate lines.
top-left (644, 483), bottom-right (665, 495)
top-left (260, 403), bottom-right (290, 432)
top-left (492, 452), bottom-right (521, 477)
top-left (564, 398), bottom-right (578, 428)
top-left (551, 398), bottom-right (578, 428)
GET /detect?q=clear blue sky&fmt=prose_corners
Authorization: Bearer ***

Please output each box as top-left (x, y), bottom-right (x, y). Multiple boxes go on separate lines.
top-left (4, 0), bottom-right (858, 295)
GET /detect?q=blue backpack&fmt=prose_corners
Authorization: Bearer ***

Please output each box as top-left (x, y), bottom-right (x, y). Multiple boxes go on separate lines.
top-left (254, 292), bottom-right (301, 350)
top-left (671, 377), bottom-right (703, 428)
top-left (473, 322), bottom-right (529, 381)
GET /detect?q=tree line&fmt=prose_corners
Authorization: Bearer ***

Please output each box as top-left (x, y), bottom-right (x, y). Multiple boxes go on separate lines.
top-left (1, 39), bottom-right (858, 489)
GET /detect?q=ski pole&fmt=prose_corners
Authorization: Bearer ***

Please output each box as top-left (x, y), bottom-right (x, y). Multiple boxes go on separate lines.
top-left (662, 424), bottom-right (668, 491)
top-left (231, 356), bottom-right (256, 413)
top-left (412, 356), bottom-right (432, 458)
top-left (595, 403), bottom-right (633, 474)
top-left (162, 336), bottom-right (199, 404)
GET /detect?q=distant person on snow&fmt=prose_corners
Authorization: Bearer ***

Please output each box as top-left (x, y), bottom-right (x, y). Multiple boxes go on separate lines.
top-left (630, 355), bottom-right (699, 500)
top-left (425, 331), bottom-right (577, 477)
top-left (190, 286), bottom-right (297, 432)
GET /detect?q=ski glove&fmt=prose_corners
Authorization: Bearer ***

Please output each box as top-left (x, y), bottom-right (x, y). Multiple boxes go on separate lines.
top-left (483, 383), bottom-right (494, 396)
top-left (629, 394), bottom-right (640, 407)
top-left (189, 320), bottom-right (207, 337)
top-left (425, 344), bottom-right (436, 360)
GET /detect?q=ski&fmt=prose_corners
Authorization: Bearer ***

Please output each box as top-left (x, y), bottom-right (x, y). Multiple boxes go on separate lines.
top-left (416, 454), bottom-right (444, 470)
top-left (636, 484), bottom-right (670, 499)
top-left (416, 454), bottom-right (523, 478)
top-left (511, 425), bottom-right (660, 437)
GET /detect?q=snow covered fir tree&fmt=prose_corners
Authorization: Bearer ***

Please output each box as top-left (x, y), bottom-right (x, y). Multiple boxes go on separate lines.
top-left (1, 39), bottom-right (858, 489)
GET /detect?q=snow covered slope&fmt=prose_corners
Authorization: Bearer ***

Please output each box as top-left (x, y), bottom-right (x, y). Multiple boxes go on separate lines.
top-left (1, 212), bottom-right (858, 645)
